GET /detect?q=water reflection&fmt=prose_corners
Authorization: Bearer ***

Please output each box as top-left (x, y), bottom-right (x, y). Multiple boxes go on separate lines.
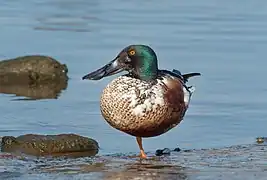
top-left (0, 79), bottom-right (68, 100)
top-left (103, 163), bottom-right (187, 180)
top-left (36, 157), bottom-right (188, 180)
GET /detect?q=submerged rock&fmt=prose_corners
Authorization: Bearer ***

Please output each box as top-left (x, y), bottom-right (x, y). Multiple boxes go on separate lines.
top-left (1, 134), bottom-right (99, 157)
top-left (0, 55), bottom-right (68, 83)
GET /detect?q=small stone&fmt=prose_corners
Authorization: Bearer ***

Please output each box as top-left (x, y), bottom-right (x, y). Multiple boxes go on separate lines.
top-left (173, 147), bottom-right (181, 152)
top-left (155, 149), bottom-right (163, 156)
top-left (155, 148), bottom-right (171, 156)
top-left (183, 149), bottom-right (192, 152)
top-left (162, 148), bottom-right (171, 155)
top-left (256, 137), bottom-right (266, 144)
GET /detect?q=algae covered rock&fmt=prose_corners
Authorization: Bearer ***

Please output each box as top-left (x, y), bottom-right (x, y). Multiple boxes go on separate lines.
top-left (1, 134), bottom-right (99, 157)
top-left (0, 55), bottom-right (68, 83)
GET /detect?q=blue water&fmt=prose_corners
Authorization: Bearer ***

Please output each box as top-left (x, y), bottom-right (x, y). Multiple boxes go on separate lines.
top-left (0, 0), bottom-right (267, 177)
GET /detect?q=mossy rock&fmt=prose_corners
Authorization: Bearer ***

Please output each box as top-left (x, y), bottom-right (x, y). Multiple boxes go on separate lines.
top-left (0, 55), bottom-right (68, 84)
top-left (1, 134), bottom-right (99, 158)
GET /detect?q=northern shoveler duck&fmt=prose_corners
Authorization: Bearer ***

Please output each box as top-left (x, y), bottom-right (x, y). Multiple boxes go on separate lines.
top-left (82, 44), bottom-right (201, 158)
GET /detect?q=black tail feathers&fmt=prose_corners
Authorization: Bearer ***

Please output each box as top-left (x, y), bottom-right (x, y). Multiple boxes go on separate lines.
top-left (172, 69), bottom-right (201, 83)
top-left (182, 72), bottom-right (201, 82)
top-left (160, 69), bottom-right (201, 83)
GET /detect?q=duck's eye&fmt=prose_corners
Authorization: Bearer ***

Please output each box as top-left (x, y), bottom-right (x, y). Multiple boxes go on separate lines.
top-left (129, 50), bottom-right (135, 56)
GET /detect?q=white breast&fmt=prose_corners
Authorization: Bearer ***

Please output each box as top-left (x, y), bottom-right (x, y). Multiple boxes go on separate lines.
top-left (111, 76), bottom-right (166, 116)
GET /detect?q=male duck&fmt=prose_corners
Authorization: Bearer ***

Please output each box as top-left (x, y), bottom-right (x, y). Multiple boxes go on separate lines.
top-left (82, 45), bottom-right (200, 158)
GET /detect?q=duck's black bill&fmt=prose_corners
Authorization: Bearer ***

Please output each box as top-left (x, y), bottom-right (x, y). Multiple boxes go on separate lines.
top-left (82, 59), bottom-right (123, 80)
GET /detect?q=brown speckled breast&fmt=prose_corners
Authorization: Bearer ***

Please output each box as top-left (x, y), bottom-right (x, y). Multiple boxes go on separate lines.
top-left (100, 74), bottom-right (187, 137)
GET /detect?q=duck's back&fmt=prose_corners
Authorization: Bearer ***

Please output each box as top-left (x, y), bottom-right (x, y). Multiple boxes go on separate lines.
top-left (100, 73), bottom-right (190, 137)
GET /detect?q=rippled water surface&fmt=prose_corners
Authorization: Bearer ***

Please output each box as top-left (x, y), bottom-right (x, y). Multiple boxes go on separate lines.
top-left (0, 0), bottom-right (267, 179)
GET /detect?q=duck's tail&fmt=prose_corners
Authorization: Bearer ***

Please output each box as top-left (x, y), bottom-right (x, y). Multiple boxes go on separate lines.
top-left (172, 69), bottom-right (201, 83)
top-left (170, 69), bottom-right (201, 107)
top-left (182, 72), bottom-right (201, 83)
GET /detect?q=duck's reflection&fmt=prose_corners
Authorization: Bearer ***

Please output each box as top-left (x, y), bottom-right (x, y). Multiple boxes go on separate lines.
top-left (103, 162), bottom-right (188, 180)
top-left (34, 151), bottom-right (188, 180)
top-left (0, 78), bottom-right (68, 100)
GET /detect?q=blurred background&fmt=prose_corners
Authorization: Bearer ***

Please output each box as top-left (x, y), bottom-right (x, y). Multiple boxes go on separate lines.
top-left (0, 1), bottom-right (266, 178)
top-left (1, 0), bottom-right (266, 154)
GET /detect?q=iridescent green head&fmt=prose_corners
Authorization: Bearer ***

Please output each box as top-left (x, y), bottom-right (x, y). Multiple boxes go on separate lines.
top-left (82, 45), bottom-right (159, 81)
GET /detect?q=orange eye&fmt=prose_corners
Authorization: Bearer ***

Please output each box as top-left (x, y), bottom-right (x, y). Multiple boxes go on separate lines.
top-left (129, 50), bottom-right (135, 56)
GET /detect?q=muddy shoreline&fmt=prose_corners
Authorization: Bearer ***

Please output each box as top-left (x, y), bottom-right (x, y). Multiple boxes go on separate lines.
top-left (0, 140), bottom-right (266, 180)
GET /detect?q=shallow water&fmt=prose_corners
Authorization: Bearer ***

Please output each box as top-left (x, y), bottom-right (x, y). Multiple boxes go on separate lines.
top-left (0, 0), bottom-right (267, 179)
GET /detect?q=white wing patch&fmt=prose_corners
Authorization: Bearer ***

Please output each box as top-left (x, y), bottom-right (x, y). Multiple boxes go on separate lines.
top-left (183, 86), bottom-right (195, 107)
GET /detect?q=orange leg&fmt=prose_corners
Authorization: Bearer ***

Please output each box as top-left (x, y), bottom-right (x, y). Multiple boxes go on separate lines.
top-left (136, 136), bottom-right (147, 159)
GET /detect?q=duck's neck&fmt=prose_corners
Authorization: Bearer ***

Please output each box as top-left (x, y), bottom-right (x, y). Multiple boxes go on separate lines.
top-left (134, 49), bottom-right (159, 81)
top-left (138, 66), bottom-right (158, 81)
